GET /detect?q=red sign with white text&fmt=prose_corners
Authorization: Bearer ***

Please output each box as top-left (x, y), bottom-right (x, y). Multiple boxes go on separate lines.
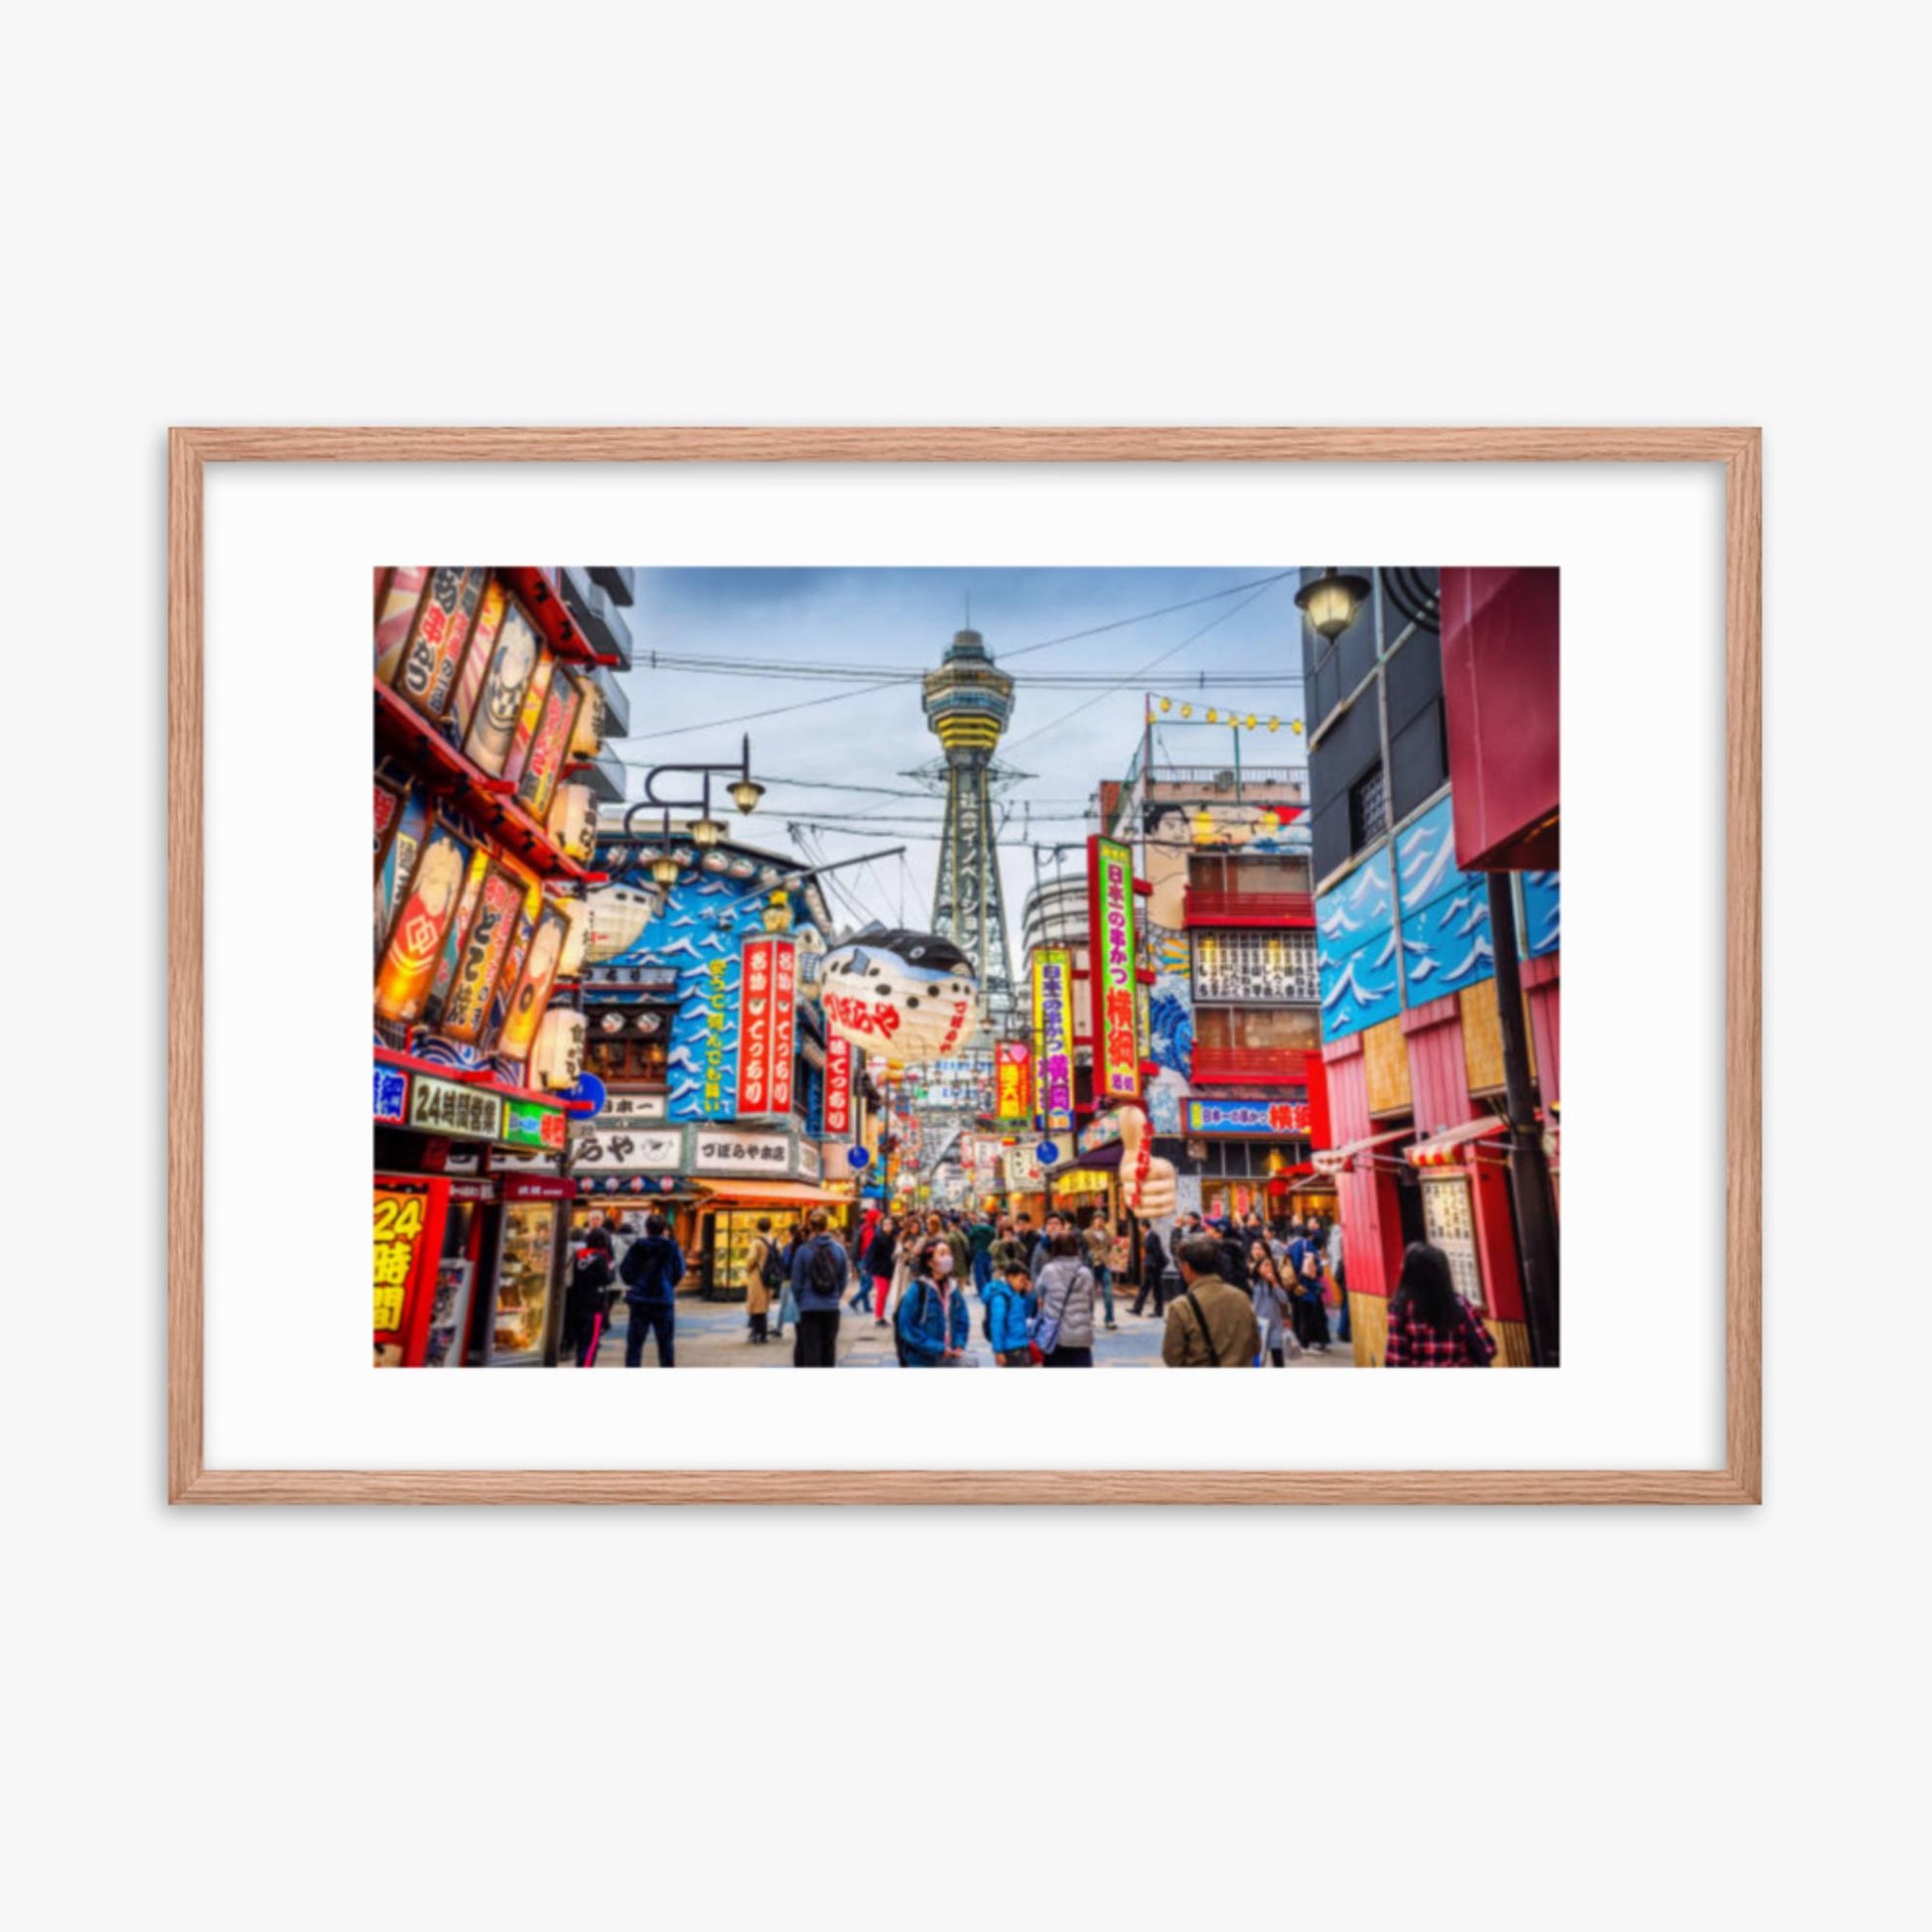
top-left (824, 1032), bottom-right (854, 1138)
top-left (737, 936), bottom-right (798, 1118)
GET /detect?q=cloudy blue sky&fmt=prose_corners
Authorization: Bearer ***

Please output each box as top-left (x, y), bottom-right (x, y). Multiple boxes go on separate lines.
top-left (605, 566), bottom-right (1309, 953)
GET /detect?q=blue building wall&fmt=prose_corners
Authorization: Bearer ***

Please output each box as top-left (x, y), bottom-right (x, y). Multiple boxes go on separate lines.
top-left (1315, 791), bottom-right (1560, 1043)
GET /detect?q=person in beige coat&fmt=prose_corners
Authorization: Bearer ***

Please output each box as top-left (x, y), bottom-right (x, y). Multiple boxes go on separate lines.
top-left (744, 1216), bottom-right (778, 1345)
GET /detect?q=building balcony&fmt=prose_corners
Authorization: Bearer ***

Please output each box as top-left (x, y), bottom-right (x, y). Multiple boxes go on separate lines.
top-left (1189, 1045), bottom-right (1311, 1086)
top-left (1182, 887), bottom-right (1314, 927)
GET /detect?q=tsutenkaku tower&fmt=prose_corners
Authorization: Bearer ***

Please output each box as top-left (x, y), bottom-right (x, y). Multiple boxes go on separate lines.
top-left (922, 626), bottom-right (1018, 1033)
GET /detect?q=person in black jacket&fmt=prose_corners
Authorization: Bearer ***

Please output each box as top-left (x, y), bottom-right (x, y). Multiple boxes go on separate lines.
top-left (619, 1216), bottom-right (686, 1367)
top-left (1132, 1225), bottom-right (1170, 1317)
top-left (1214, 1219), bottom-right (1251, 1297)
top-left (562, 1226), bottom-right (616, 1367)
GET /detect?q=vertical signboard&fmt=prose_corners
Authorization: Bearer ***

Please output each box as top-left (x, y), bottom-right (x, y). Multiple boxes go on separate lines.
top-left (996, 1038), bottom-right (1032, 1120)
top-left (374, 821), bottom-right (477, 1027)
top-left (1086, 834), bottom-right (1143, 1103)
top-left (1032, 948), bottom-right (1074, 1133)
top-left (736, 935), bottom-right (798, 1118)
top-left (824, 1032), bottom-right (854, 1138)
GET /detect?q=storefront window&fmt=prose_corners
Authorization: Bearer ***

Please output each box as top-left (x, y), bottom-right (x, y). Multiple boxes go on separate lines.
top-left (1193, 1004), bottom-right (1321, 1050)
top-left (493, 1201), bottom-right (558, 1359)
top-left (423, 1200), bottom-right (479, 1367)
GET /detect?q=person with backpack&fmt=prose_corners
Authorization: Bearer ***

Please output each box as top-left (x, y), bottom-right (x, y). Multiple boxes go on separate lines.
top-left (896, 1236), bottom-right (970, 1366)
top-left (562, 1224), bottom-right (617, 1367)
top-left (1033, 1230), bottom-right (1097, 1367)
top-left (743, 1216), bottom-right (784, 1345)
top-left (1382, 1242), bottom-right (1498, 1367)
top-left (984, 1261), bottom-right (1036, 1366)
top-left (1162, 1235), bottom-right (1262, 1367)
top-left (619, 1214), bottom-right (685, 1367)
top-left (989, 1213), bottom-right (1029, 1280)
top-left (789, 1207), bottom-right (850, 1367)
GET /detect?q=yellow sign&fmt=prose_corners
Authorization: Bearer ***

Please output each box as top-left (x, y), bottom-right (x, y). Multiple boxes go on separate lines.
top-left (373, 1186), bottom-right (428, 1337)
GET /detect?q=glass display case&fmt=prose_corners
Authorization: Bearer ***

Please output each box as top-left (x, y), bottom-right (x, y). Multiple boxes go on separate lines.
top-left (492, 1200), bottom-right (559, 1359)
top-left (704, 1209), bottom-right (772, 1303)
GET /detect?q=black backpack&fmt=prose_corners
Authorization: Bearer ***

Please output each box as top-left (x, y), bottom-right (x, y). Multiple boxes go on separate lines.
top-left (759, 1239), bottom-right (786, 1292)
top-left (806, 1238), bottom-right (844, 1298)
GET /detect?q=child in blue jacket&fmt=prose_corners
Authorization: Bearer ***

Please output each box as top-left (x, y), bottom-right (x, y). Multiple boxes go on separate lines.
top-left (985, 1264), bottom-right (1037, 1367)
top-left (896, 1241), bottom-right (970, 1366)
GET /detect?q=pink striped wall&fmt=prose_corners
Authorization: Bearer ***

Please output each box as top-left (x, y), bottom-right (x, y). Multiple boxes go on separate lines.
top-left (1403, 997), bottom-right (1476, 1137)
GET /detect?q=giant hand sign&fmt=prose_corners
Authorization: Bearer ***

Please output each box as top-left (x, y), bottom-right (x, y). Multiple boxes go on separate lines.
top-left (819, 927), bottom-right (978, 1067)
top-left (1118, 1103), bottom-right (1178, 1218)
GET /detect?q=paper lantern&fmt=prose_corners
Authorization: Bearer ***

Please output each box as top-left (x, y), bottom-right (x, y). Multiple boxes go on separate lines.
top-left (1159, 696), bottom-right (1172, 713)
top-left (1206, 708), bottom-right (1219, 724)
top-left (1117, 1105), bottom-right (1178, 1218)
top-left (1245, 714), bottom-right (1257, 730)
top-left (567, 676), bottom-right (604, 759)
top-left (548, 783), bottom-right (597, 864)
top-left (532, 1008), bottom-right (586, 1090)
top-left (1179, 703), bottom-right (1192, 719)
top-left (819, 927), bottom-right (977, 1066)
top-left (556, 897), bottom-right (592, 980)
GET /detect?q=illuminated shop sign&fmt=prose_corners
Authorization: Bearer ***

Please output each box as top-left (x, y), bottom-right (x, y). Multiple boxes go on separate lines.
top-left (1032, 949), bottom-right (1074, 1134)
top-left (736, 936), bottom-right (797, 1118)
top-left (823, 1033), bottom-right (854, 1138)
top-left (996, 1039), bottom-right (1032, 1120)
top-left (373, 1065), bottom-right (409, 1124)
top-left (501, 1097), bottom-right (568, 1153)
top-left (407, 1076), bottom-right (505, 1142)
top-left (1087, 834), bottom-right (1142, 1102)
top-left (1182, 1098), bottom-right (1311, 1137)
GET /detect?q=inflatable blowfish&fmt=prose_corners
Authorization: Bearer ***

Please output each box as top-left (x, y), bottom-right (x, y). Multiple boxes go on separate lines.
top-left (819, 926), bottom-right (977, 1066)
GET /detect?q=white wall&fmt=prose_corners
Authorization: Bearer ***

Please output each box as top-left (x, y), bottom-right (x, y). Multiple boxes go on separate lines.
top-left (8, 5), bottom-right (1916, 1929)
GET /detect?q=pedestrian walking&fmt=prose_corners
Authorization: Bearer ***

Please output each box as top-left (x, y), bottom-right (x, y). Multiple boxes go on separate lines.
top-left (771, 1221), bottom-right (800, 1342)
top-left (744, 1216), bottom-right (783, 1344)
top-left (968, 1210), bottom-right (996, 1294)
top-left (860, 1213), bottom-right (897, 1324)
top-left (1328, 1221), bottom-right (1351, 1345)
top-left (1248, 1239), bottom-right (1302, 1366)
top-left (1083, 1215), bottom-right (1120, 1331)
top-left (896, 1236), bottom-right (970, 1366)
top-left (1033, 1231), bottom-right (1097, 1367)
top-left (789, 1207), bottom-right (850, 1367)
top-left (1382, 1242), bottom-right (1498, 1367)
top-left (619, 1214), bottom-right (685, 1367)
top-left (1162, 1235), bottom-right (1262, 1367)
top-left (984, 1262), bottom-right (1037, 1366)
top-left (562, 1224), bottom-right (616, 1367)
top-left (1131, 1225), bottom-right (1170, 1318)
top-left (1287, 1224), bottom-right (1330, 1353)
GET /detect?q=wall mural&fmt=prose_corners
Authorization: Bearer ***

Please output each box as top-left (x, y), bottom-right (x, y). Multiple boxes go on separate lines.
top-left (588, 847), bottom-right (824, 1122)
top-left (1316, 795), bottom-right (1562, 1043)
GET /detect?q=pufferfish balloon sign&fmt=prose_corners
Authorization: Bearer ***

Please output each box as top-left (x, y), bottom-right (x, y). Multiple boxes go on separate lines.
top-left (819, 926), bottom-right (978, 1067)
top-left (1118, 1103), bottom-right (1178, 1219)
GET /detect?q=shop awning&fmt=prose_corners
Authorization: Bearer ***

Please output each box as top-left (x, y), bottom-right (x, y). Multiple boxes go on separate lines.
top-left (1313, 1126), bottom-right (1413, 1174)
top-left (1407, 1117), bottom-right (1508, 1168)
top-left (1061, 1141), bottom-right (1125, 1176)
top-left (691, 1178), bottom-right (854, 1207)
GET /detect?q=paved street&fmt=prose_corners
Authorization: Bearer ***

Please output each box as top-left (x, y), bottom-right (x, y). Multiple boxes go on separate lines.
top-left (582, 1292), bottom-right (1357, 1369)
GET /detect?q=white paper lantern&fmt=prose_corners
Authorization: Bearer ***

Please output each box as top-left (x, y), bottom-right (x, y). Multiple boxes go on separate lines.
top-left (556, 896), bottom-right (592, 980)
top-left (567, 676), bottom-right (604, 759)
top-left (532, 1008), bottom-right (586, 1090)
top-left (548, 782), bottom-right (597, 863)
top-left (819, 927), bottom-right (977, 1067)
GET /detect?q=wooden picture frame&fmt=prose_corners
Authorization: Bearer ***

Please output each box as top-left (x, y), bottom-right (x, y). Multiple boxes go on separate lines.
top-left (169, 426), bottom-right (1760, 1504)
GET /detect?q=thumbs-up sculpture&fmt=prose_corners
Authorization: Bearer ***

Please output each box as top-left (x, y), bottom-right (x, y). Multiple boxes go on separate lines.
top-left (1118, 1103), bottom-right (1178, 1218)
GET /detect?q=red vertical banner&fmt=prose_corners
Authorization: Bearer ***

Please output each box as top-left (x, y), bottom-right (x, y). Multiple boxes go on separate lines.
top-left (769, 937), bottom-right (797, 1115)
top-left (736, 936), bottom-right (797, 1118)
top-left (824, 1031), bottom-right (854, 1137)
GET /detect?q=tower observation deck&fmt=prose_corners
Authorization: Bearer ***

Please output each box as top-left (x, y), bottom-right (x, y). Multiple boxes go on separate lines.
top-left (921, 626), bottom-right (1019, 1035)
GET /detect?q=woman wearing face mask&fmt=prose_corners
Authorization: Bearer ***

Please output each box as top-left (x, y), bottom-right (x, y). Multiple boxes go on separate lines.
top-left (895, 1236), bottom-right (970, 1366)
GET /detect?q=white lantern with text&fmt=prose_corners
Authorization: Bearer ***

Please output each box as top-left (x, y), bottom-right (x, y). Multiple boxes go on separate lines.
top-left (819, 926), bottom-right (977, 1067)
top-left (532, 1008), bottom-right (587, 1091)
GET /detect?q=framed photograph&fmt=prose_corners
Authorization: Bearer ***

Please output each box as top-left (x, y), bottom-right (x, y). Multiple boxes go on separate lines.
top-left (169, 427), bottom-right (1759, 1503)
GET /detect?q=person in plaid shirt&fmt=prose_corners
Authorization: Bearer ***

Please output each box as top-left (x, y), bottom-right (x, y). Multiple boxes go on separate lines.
top-left (1382, 1243), bottom-right (1498, 1367)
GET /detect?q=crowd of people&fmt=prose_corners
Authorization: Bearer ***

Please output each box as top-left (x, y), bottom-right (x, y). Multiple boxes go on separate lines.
top-left (561, 1199), bottom-right (1492, 1369)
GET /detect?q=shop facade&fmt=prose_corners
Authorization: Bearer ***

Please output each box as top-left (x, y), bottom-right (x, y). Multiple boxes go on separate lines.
top-left (1304, 566), bottom-right (1561, 1365)
top-left (371, 564), bottom-right (622, 1366)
